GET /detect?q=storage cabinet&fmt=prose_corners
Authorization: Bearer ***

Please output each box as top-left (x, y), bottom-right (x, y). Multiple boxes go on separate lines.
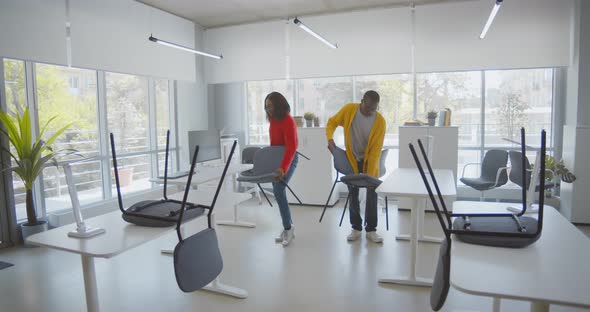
top-left (287, 128), bottom-right (339, 206)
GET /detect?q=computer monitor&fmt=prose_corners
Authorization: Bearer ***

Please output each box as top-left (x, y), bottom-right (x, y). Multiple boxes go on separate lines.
top-left (188, 129), bottom-right (222, 163)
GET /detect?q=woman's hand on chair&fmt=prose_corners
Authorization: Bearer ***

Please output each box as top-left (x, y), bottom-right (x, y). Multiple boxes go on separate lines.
top-left (275, 168), bottom-right (285, 181)
top-left (327, 139), bottom-right (336, 152)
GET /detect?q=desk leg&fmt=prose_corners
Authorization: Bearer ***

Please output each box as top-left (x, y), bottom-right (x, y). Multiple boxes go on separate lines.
top-left (493, 297), bottom-right (501, 312)
top-left (216, 202), bottom-right (256, 228)
top-left (81, 255), bottom-right (100, 312)
top-left (379, 199), bottom-right (432, 287)
top-left (396, 198), bottom-right (442, 244)
top-left (530, 301), bottom-right (549, 312)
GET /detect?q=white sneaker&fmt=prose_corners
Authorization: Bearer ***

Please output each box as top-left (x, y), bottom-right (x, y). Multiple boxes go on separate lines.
top-left (274, 230), bottom-right (286, 243)
top-left (282, 226), bottom-right (295, 246)
top-left (366, 231), bottom-right (383, 243)
top-left (347, 229), bottom-right (362, 241)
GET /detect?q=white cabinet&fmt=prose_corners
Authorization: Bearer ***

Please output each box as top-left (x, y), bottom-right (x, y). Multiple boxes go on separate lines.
top-left (399, 126), bottom-right (459, 181)
top-left (287, 128), bottom-right (339, 206)
top-left (398, 126), bottom-right (458, 210)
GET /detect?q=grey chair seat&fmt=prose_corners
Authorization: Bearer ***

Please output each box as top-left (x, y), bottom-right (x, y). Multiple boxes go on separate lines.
top-left (453, 216), bottom-right (540, 248)
top-left (237, 172), bottom-right (278, 184)
top-left (459, 177), bottom-right (496, 191)
top-left (340, 173), bottom-right (382, 188)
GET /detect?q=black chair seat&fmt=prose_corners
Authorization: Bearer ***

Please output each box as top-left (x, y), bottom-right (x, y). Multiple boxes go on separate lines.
top-left (453, 216), bottom-right (540, 248)
top-left (459, 177), bottom-right (496, 191)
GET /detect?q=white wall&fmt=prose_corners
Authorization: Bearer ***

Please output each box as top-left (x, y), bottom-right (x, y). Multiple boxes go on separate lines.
top-left (0, 0), bottom-right (68, 65)
top-left (204, 0), bottom-right (573, 84)
top-left (176, 25), bottom-right (209, 170)
top-left (0, 0), bottom-right (196, 81)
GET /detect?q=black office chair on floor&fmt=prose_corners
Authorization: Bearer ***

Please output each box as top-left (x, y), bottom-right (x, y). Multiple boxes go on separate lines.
top-left (410, 128), bottom-right (546, 310)
top-left (460, 149), bottom-right (509, 200)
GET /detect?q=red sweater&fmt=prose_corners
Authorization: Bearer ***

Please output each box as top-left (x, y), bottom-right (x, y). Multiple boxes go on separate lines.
top-left (269, 114), bottom-right (298, 172)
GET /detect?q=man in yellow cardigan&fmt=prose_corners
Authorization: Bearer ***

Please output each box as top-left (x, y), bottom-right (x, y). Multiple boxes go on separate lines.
top-left (326, 90), bottom-right (386, 243)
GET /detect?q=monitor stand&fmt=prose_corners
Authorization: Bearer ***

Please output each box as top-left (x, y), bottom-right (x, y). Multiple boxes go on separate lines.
top-left (64, 163), bottom-right (106, 238)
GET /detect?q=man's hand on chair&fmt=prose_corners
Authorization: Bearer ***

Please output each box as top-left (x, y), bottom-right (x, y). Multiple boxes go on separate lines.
top-left (327, 139), bottom-right (336, 152)
top-left (275, 168), bottom-right (285, 181)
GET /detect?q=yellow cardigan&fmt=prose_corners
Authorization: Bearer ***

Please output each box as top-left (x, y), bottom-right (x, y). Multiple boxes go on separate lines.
top-left (326, 103), bottom-right (386, 177)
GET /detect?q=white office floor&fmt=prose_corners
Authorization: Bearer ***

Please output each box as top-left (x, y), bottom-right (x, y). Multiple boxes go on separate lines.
top-left (1, 191), bottom-right (589, 312)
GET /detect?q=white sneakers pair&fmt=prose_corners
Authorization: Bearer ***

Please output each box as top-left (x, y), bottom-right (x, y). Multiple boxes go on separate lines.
top-left (275, 225), bottom-right (295, 246)
top-left (347, 229), bottom-right (383, 243)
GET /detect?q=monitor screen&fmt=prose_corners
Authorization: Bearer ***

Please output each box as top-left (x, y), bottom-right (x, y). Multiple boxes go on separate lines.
top-left (188, 129), bottom-right (222, 163)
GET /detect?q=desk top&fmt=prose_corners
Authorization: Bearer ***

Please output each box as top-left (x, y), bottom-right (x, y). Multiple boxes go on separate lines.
top-left (451, 201), bottom-right (590, 308)
top-left (150, 163), bottom-right (252, 186)
top-left (375, 168), bottom-right (456, 198)
top-left (26, 191), bottom-right (251, 259)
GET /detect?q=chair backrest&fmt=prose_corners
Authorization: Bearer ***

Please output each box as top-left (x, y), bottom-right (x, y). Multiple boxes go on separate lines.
top-left (508, 151), bottom-right (531, 188)
top-left (253, 145), bottom-right (285, 176)
top-left (430, 239), bottom-right (451, 311)
top-left (332, 146), bottom-right (354, 175)
top-left (242, 146), bottom-right (261, 164)
top-left (379, 149), bottom-right (389, 178)
top-left (481, 149), bottom-right (509, 184)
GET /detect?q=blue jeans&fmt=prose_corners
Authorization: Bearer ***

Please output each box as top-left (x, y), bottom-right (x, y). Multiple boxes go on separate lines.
top-left (272, 154), bottom-right (299, 230)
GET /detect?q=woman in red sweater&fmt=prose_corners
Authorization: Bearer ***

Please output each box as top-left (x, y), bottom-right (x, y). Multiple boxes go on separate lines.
top-left (265, 92), bottom-right (299, 246)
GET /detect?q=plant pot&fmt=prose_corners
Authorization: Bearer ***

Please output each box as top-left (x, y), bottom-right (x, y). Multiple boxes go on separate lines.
top-left (117, 167), bottom-right (134, 187)
top-left (427, 118), bottom-right (436, 126)
top-left (21, 221), bottom-right (48, 247)
top-left (305, 119), bottom-right (313, 127)
top-left (313, 117), bottom-right (320, 127)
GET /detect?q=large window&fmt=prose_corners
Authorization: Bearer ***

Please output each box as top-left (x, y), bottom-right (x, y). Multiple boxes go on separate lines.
top-left (35, 63), bottom-right (103, 213)
top-left (484, 68), bottom-right (553, 147)
top-left (106, 73), bottom-right (151, 194)
top-left (1, 59), bottom-right (177, 221)
top-left (155, 79), bottom-right (173, 177)
top-left (3, 59), bottom-right (27, 220)
top-left (245, 68), bottom-right (556, 188)
top-left (246, 80), bottom-right (294, 144)
top-left (355, 74), bottom-right (413, 146)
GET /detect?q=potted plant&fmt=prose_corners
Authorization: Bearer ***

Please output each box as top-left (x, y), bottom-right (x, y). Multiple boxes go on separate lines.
top-left (427, 111), bottom-right (438, 126)
top-left (304, 112), bottom-right (315, 127)
top-left (0, 107), bottom-right (73, 244)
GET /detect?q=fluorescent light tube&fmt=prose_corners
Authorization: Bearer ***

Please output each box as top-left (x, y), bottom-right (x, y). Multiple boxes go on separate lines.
top-left (149, 35), bottom-right (223, 60)
top-left (480, 0), bottom-right (503, 39)
top-left (293, 18), bottom-right (338, 49)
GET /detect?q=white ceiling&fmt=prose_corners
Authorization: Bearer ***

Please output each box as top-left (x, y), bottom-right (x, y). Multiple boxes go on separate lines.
top-left (138, 0), bottom-right (474, 28)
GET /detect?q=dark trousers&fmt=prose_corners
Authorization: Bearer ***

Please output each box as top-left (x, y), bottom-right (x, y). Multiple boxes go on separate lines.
top-left (348, 160), bottom-right (378, 232)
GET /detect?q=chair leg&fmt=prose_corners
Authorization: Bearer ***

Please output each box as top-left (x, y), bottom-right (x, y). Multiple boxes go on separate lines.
top-left (319, 178), bottom-right (339, 223)
top-left (258, 183), bottom-right (272, 207)
top-left (284, 182), bottom-right (303, 205)
top-left (339, 192), bottom-right (350, 227)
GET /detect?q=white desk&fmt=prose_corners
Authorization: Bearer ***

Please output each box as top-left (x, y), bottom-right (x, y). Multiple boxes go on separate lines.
top-left (376, 168), bottom-right (456, 287)
top-left (27, 190), bottom-right (251, 312)
top-left (151, 163), bottom-right (254, 228)
top-left (452, 201), bottom-right (590, 312)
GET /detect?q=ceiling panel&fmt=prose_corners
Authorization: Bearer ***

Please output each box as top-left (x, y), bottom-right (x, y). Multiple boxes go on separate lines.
top-left (138, 0), bottom-right (474, 28)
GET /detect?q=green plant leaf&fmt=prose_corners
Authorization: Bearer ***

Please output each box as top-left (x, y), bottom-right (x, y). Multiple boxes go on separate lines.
top-left (45, 122), bottom-right (73, 147)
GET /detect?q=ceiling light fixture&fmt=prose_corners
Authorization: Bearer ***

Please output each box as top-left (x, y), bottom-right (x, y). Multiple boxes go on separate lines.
top-left (149, 35), bottom-right (223, 60)
top-left (293, 17), bottom-right (338, 49)
top-left (480, 0), bottom-right (503, 39)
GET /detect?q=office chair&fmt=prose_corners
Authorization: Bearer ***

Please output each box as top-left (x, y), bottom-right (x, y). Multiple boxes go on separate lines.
top-left (460, 149), bottom-right (509, 200)
top-left (410, 128), bottom-right (546, 310)
top-left (508, 151), bottom-right (555, 192)
top-left (319, 147), bottom-right (389, 231)
top-left (239, 146), bottom-right (263, 204)
top-left (173, 141), bottom-right (237, 292)
top-left (237, 145), bottom-right (303, 206)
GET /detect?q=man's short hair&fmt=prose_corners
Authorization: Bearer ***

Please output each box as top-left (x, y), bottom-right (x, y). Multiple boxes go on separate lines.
top-left (363, 90), bottom-right (380, 104)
